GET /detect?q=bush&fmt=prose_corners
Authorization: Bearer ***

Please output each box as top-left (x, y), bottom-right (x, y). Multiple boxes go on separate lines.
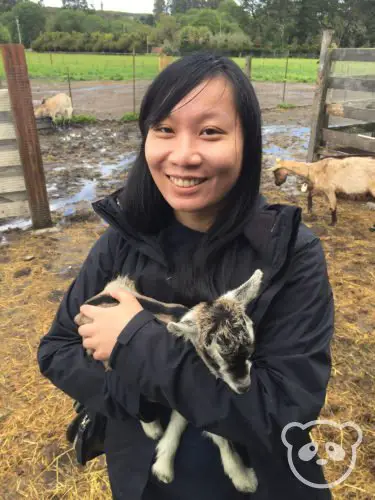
top-left (0, 23), bottom-right (11, 44)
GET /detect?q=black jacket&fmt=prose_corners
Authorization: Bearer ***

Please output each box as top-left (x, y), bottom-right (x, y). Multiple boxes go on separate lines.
top-left (37, 190), bottom-right (334, 500)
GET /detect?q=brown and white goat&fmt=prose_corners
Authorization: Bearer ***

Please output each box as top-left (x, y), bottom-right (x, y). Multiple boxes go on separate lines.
top-left (34, 93), bottom-right (73, 122)
top-left (270, 156), bottom-right (375, 225)
top-left (74, 270), bottom-right (263, 493)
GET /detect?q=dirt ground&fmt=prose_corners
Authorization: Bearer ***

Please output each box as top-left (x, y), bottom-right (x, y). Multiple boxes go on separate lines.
top-left (30, 79), bottom-right (316, 119)
top-left (0, 101), bottom-right (374, 498)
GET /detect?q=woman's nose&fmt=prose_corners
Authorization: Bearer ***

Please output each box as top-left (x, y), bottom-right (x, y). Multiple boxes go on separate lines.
top-left (169, 135), bottom-right (201, 167)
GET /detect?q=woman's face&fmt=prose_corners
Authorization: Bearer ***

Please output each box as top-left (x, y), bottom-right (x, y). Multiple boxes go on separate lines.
top-left (145, 76), bottom-right (244, 230)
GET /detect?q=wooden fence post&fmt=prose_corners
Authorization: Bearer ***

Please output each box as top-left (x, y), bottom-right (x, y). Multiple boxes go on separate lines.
top-left (245, 56), bottom-right (252, 80)
top-left (1, 44), bottom-right (52, 229)
top-left (306, 29), bottom-right (334, 162)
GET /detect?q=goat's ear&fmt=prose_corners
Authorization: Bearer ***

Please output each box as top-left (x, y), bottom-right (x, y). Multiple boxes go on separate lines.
top-left (41, 98), bottom-right (46, 104)
top-left (224, 269), bottom-right (263, 305)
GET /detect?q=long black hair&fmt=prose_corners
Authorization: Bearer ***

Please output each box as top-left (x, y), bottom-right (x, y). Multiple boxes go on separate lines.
top-left (119, 52), bottom-right (263, 303)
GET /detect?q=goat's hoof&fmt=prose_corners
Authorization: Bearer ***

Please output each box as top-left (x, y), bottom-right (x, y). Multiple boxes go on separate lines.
top-left (232, 468), bottom-right (258, 493)
top-left (152, 461), bottom-right (174, 484)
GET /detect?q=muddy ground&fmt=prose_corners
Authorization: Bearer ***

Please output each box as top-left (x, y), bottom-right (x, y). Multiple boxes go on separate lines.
top-left (29, 79), bottom-right (316, 119)
top-left (0, 101), bottom-right (374, 499)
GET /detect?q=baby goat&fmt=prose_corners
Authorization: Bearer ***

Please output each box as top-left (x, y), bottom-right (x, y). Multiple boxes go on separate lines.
top-left (74, 270), bottom-right (263, 494)
top-left (270, 156), bottom-right (375, 225)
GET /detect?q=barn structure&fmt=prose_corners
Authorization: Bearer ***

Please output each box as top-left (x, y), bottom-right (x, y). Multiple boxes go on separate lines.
top-left (307, 30), bottom-right (375, 162)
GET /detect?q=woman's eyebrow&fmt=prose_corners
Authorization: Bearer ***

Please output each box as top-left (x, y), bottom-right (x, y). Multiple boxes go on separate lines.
top-left (169, 108), bottom-right (231, 123)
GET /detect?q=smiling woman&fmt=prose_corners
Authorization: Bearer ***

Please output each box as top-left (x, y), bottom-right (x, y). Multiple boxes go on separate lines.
top-left (37, 52), bottom-right (334, 500)
top-left (145, 76), bottom-right (244, 232)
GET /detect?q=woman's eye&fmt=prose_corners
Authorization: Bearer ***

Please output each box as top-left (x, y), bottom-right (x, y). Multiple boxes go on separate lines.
top-left (155, 126), bottom-right (173, 134)
top-left (202, 128), bottom-right (221, 136)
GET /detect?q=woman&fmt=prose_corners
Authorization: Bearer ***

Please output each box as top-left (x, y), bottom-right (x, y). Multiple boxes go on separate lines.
top-left (37, 53), bottom-right (334, 499)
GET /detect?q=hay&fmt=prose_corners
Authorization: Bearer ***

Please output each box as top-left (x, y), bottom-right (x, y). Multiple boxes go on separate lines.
top-left (0, 176), bottom-right (374, 498)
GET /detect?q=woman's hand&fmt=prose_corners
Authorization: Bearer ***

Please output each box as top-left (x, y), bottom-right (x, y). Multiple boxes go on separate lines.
top-left (77, 289), bottom-right (143, 361)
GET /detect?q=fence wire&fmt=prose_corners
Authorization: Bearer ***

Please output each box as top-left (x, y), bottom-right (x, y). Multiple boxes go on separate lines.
top-left (0, 51), bottom-right (321, 119)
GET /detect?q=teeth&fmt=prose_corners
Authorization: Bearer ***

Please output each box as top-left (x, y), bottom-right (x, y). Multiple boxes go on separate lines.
top-left (169, 176), bottom-right (204, 187)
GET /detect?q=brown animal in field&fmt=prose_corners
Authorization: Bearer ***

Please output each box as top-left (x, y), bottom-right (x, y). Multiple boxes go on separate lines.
top-left (269, 156), bottom-right (375, 225)
top-left (34, 93), bottom-right (73, 122)
top-left (74, 271), bottom-right (263, 493)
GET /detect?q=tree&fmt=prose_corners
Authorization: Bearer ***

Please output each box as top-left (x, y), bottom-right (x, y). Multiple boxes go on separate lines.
top-left (51, 9), bottom-right (86, 32)
top-left (0, 22), bottom-right (10, 42)
top-left (62, 0), bottom-right (89, 10)
top-left (12, 1), bottom-right (46, 47)
top-left (0, 0), bottom-right (16, 14)
top-left (149, 14), bottom-right (179, 45)
top-left (153, 0), bottom-right (167, 17)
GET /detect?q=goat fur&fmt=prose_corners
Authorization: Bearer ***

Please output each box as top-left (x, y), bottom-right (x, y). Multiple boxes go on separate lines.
top-left (74, 270), bottom-right (263, 493)
top-left (270, 156), bottom-right (375, 225)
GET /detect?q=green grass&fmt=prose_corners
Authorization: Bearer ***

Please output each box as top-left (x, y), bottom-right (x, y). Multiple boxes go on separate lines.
top-left (121, 112), bottom-right (139, 122)
top-left (1, 53), bottom-right (374, 83)
top-left (277, 102), bottom-right (297, 109)
top-left (54, 114), bottom-right (97, 125)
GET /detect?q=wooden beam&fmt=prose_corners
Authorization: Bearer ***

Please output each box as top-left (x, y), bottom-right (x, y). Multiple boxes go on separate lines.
top-left (326, 103), bottom-right (375, 122)
top-left (307, 29), bottom-right (334, 162)
top-left (0, 122), bottom-right (16, 141)
top-left (322, 128), bottom-right (375, 154)
top-left (0, 174), bottom-right (26, 194)
top-left (328, 77), bottom-right (375, 93)
top-left (331, 48), bottom-right (375, 62)
top-left (0, 200), bottom-right (29, 218)
top-left (0, 147), bottom-right (21, 168)
top-left (0, 89), bottom-right (11, 112)
top-left (1, 44), bottom-right (52, 229)
top-left (317, 147), bottom-right (352, 158)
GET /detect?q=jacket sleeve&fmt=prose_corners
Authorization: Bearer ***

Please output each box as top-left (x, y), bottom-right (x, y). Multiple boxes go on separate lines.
top-left (106, 237), bottom-right (334, 452)
top-left (36, 227), bottom-right (152, 420)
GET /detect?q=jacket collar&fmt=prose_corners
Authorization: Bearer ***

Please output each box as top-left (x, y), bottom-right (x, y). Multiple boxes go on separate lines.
top-left (91, 188), bottom-right (301, 279)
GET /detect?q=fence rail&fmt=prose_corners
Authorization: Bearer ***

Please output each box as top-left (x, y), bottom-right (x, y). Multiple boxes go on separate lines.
top-left (0, 88), bottom-right (29, 219)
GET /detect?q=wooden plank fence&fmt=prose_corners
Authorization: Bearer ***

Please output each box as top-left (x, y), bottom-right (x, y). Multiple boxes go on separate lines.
top-left (0, 88), bottom-right (29, 219)
top-left (307, 32), bottom-right (375, 161)
top-left (1, 44), bottom-right (52, 228)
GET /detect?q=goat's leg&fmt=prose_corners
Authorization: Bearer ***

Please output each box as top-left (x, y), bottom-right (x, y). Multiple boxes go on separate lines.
top-left (325, 190), bottom-right (337, 226)
top-left (151, 410), bottom-right (188, 484)
top-left (203, 431), bottom-right (258, 493)
top-left (140, 420), bottom-right (164, 440)
top-left (307, 189), bottom-right (313, 214)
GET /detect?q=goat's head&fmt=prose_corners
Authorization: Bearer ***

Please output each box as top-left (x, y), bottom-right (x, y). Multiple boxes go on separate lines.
top-left (269, 159), bottom-right (289, 186)
top-left (167, 269), bottom-right (263, 394)
top-left (34, 103), bottom-right (49, 119)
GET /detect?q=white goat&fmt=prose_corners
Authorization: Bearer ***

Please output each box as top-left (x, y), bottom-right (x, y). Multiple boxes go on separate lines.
top-left (74, 270), bottom-right (263, 494)
top-left (270, 156), bottom-right (375, 225)
top-left (34, 93), bottom-right (73, 122)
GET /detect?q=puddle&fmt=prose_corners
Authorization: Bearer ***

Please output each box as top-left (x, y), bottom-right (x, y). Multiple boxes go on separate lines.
top-left (262, 125), bottom-right (311, 197)
top-left (263, 125), bottom-right (310, 159)
top-left (0, 125), bottom-right (310, 233)
top-left (0, 153), bottom-right (136, 233)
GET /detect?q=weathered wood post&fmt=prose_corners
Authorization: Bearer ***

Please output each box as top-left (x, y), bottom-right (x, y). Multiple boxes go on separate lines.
top-left (306, 29), bottom-right (334, 162)
top-left (1, 44), bottom-right (52, 229)
top-left (132, 47), bottom-right (136, 115)
top-left (245, 56), bottom-right (252, 80)
top-left (282, 51), bottom-right (289, 103)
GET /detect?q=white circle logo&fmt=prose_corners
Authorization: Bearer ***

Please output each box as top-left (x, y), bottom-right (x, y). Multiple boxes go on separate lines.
top-left (281, 419), bottom-right (362, 489)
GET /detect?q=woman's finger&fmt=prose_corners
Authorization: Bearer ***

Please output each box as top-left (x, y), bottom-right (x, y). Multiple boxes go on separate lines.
top-left (82, 337), bottom-right (97, 351)
top-left (78, 323), bottom-right (95, 338)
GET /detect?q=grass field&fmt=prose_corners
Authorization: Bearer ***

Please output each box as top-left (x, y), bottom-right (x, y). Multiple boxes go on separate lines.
top-left (1, 52), bottom-right (374, 83)
top-left (0, 53), bottom-right (317, 82)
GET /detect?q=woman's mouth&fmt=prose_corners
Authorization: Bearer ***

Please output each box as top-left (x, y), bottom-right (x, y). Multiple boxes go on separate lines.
top-left (168, 175), bottom-right (207, 188)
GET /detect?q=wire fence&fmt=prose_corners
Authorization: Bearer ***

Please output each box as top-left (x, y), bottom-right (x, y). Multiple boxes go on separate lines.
top-left (0, 51), bottom-right (323, 119)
